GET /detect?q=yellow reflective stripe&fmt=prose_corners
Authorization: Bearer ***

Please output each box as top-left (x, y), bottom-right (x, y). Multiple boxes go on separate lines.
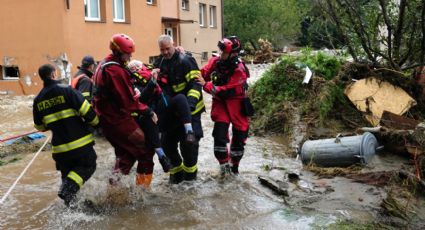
top-left (52, 133), bottom-right (94, 153)
top-left (34, 124), bottom-right (46, 131)
top-left (131, 112), bottom-right (138, 117)
top-left (172, 82), bottom-right (187, 93)
top-left (182, 164), bottom-right (197, 173)
top-left (82, 92), bottom-right (90, 97)
top-left (79, 100), bottom-right (91, 116)
top-left (133, 72), bottom-right (148, 84)
top-left (42, 109), bottom-right (78, 125)
top-left (169, 163), bottom-right (183, 174)
top-left (88, 115), bottom-right (99, 126)
top-left (187, 89), bottom-right (201, 99)
top-left (67, 171), bottom-right (84, 187)
top-left (185, 70), bottom-right (201, 82)
top-left (191, 99), bottom-right (205, 115)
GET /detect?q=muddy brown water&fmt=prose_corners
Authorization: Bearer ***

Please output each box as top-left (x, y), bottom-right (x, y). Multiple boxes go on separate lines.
top-left (0, 94), bottom-right (418, 229)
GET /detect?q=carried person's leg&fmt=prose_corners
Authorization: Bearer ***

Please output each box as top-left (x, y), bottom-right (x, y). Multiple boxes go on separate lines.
top-left (137, 116), bottom-right (172, 172)
top-left (162, 129), bottom-right (184, 184)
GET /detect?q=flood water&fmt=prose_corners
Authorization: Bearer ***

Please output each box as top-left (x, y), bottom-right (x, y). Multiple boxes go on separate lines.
top-left (0, 93), bottom-right (342, 229)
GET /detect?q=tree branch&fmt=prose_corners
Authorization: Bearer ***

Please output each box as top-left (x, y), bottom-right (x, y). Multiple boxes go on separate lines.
top-left (393, 0), bottom-right (407, 61)
top-left (378, 0), bottom-right (398, 69)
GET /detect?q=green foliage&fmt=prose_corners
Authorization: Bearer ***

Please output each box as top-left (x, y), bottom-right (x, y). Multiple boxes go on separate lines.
top-left (224, 0), bottom-right (311, 49)
top-left (318, 81), bottom-right (346, 121)
top-left (317, 0), bottom-right (425, 70)
top-left (250, 51), bottom-right (345, 133)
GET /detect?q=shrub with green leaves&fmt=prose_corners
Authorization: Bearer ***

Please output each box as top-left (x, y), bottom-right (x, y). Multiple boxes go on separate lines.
top-left (249, 50), bottom-right (345, 134)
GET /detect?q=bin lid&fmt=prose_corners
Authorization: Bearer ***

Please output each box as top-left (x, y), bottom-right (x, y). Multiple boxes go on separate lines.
top-left (360, 132), bottom-right (379, 164)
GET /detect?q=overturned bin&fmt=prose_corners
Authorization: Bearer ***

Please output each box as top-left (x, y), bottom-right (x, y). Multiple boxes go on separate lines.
top-left (300, 132), bottom-right (379, 167)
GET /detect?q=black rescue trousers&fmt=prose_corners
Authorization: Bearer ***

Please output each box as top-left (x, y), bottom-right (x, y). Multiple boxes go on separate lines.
top-left (212, 122), bottom-right (248, 173)
top-left (157, 94), bottom-right (193, 132)
top-left (162, 114), bottom-right (203, 184)
top-left (137, 115), bottom-right (161, 149)
top-left (53, 145), bottom-right (97, 206)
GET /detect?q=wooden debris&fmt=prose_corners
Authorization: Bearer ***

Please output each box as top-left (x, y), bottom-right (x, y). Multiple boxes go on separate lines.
top-left (381, 111), bottom-right (419, 130)
top-left (258, 176), bottom-right (289, 196)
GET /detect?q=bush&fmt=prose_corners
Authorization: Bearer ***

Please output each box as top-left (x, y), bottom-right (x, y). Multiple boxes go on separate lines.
top-left (249, 50), bottom-right (345, 134)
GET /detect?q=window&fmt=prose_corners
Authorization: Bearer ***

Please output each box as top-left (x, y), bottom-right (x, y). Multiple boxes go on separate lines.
top-left (113, 0), bottom-right (125, 22)
top-left (1, 65), bottom-right (20, 80)
top-left (182, 0), bottom-right (189, 10)
top-left (209, 5), bottom-right (217, 28)
top-left (199, 3), bottom-right (206, 27)
top-left (201, 52), bottom-right (208, 61)
top-left (164, 28), bottom-right (173, 38)
top-left (84, 0), bottom-right (100, 21)
top-left (146, 0), bottom-right (155, 5)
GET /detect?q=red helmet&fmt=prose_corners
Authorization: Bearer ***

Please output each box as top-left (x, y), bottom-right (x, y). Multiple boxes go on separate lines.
top-left (110, 34), bottom-right (135, 54)
top-left (217, 36), bottom-right (241, 54)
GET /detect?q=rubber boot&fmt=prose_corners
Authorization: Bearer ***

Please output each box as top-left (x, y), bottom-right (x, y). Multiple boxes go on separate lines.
top-left (220, 163), bottom-right (231, 178)
top-left (136, 173), bottom-right (153, 189)
top-left (58, 178), bottom-right (80, 207)
top-left (184, 170), bottom-right (197, 181)
top-left (169, 170), bottom-right (184, 184)
top-left (231, 164), bottom-right (239, 175)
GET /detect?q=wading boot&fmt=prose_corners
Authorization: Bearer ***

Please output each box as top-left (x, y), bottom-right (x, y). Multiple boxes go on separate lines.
top-left (231, 164), bottom-right (239, 175)
top-left (169, 170), bottom-right (184, 184)
top-left (184, 170), bottom-right (197, 181)
top-left (136, 173), bottom-right (153, 189)
top-left (58, 179), bottom-right (80, 208)
top-left (220, 163), bottom-right (231, 178)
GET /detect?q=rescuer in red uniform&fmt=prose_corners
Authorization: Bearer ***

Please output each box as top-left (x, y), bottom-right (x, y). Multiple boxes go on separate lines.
top-left (197, 36), bottom-right (252, 177)
top-left (92, 34), bottom-right (155, 188)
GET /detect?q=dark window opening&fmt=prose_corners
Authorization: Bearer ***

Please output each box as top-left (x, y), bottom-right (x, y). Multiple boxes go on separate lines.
top-left (201, 52), bottom-right (208, 61)
top-left (1, 65), bottom-right (20, 80)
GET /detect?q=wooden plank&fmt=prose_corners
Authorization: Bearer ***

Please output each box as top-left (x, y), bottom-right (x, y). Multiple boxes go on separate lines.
top-left (381, 110), bottom-right (419, 130)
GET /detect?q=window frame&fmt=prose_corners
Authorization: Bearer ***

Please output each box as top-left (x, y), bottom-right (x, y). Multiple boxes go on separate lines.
top-left (209, 5), bottom-right (216, 28)
top-left (84, 0), bottom-right (101, 22)
top-left (199, 3), bottom-right (206, 27)
top-left (182, 0), bottom-right (189, 11)
top-left (113, 0), bottom-right (125, 23)
top-left (1, 65), bottom-right (20, 80)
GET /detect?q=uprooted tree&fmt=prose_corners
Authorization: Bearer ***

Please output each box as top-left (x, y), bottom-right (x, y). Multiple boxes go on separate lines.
top-left (315, 0), bottom-right (425, 71)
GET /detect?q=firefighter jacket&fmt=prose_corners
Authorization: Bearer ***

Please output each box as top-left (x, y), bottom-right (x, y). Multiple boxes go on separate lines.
top-left (71, 68), bottom-right (94, 102)
top-left (201, 56), bottom-right (249, 99)
top-left (154, 51), bottom-right (205, 115)
top-left (33, 79), bottom-right (99, 154)
top-left (92, 54), bottom-right (149, 125)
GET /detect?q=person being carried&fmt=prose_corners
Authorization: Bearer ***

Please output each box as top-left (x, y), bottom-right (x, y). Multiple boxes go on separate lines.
top-left (33, 64), bottom-right (99, 207)
top-left (127, 59), bottom-right (172, 173)
top-left (71, 55), bottom-right (96, 102)
top-left (197, 36), bottom-right (252, 177)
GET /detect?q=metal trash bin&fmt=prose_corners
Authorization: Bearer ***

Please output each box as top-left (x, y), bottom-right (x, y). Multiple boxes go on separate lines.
top-left (300, 132), bottom-right (379, 167)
